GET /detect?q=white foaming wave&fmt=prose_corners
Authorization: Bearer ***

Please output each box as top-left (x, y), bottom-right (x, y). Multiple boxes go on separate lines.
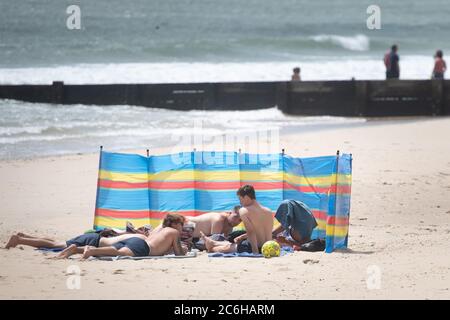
top-left (310, 34), bottom-right (370, 52)
top-left (0, 56), bottom-right (436, 85)
top-left (0, 126), bottom-right (47, 136)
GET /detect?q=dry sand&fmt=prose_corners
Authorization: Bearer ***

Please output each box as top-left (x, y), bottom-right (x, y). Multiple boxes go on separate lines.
top-left (1, 117), bottom-right (450, 299)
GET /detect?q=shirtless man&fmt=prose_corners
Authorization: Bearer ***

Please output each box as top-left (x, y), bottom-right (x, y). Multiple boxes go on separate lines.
top-left (81, 213), bottom-right (187, 259)
top-left (201, 185), bottom-right (273, 254)
top-left (187, 206), bottom-right (242, 238)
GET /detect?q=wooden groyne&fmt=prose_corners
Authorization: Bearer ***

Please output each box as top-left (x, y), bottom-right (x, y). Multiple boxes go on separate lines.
top-left (0, 80), bottom-right (448, 116)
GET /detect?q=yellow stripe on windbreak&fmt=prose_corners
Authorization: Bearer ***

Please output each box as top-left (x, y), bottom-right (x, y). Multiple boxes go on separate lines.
top-left (99, 170), bottom-right (149, 183)
top-left (326, 225), bottom-right (349, 238)
top-left (94, 216), bottom-right (151, 229)
top-left (100, 169), bottom-right (351, 186)
top-left (284, 173), bottom-right (352, 187)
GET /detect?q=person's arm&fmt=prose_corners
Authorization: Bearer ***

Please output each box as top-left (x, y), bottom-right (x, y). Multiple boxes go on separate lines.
top-left (272, 224), bottom-right (285, 238)
top-left (240, 214), bottom-right (259, 254)
top-left (172, 234), bottom-right (186, 256)
top-left (233, 233), bottom-right (247, 244)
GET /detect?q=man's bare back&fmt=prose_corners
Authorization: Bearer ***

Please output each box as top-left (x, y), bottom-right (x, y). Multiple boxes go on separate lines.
top-left (187, 212), bottom-right (232, 238)
top-left (146, 227), bottom-right (184, 256)
top-left (240, 202), bottom-right (273, 249)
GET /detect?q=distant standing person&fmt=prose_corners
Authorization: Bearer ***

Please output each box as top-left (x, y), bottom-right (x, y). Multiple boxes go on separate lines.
top-left (384, 44), bottom-right (400, 79)
top-left (432, 50), bottom-right (446, 79)
top-left (291, 67), bottom-right (301, 81)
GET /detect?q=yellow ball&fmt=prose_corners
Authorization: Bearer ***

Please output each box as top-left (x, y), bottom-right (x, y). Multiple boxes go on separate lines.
top-left (261, 240), bottom-right (281, 258)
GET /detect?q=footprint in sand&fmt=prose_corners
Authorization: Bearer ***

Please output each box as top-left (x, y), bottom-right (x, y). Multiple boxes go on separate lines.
top-left (277, 267), bottom-right (290, 272)
top-left (303, 259), bottom-right (320, 265)
top-left (113, 269), bottom-right (124, 275)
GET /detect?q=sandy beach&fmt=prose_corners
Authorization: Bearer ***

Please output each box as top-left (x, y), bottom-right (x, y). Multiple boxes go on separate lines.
top-left (1, 116), bottom-right (450, 300)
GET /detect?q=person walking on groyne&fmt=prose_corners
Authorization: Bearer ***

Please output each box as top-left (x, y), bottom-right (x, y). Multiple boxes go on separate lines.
top-left (384, 44), bottom-right (400, 79)
top-left (291, 67), bottom-right (301, 81)
top-left (432, 50), bottom-right (446, 79)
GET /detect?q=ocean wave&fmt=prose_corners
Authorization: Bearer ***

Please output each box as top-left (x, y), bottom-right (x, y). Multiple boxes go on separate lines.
top-left (310, 34), bottom-right (370, 52)
top-left (0, 56), bottom-right (436, 85)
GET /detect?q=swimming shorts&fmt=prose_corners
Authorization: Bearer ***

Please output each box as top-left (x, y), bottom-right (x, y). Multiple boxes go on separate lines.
top-left (236, 239), bottom-right (261, 254)
top-left (112, 237), bottom-right (150, 257)
top-left (66, 233), bottom-right (101, 248)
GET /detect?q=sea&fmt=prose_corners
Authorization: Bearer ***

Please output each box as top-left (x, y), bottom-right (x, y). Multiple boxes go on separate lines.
top-left (0, 0), bottom-right (448, 159)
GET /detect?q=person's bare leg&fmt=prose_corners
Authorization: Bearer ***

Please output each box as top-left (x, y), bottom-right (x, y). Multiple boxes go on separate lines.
top-left (98, 234), bottom-right (145, 247)
top-left (200, 232), bottom-right (236, 253)
top-left (5, 234), bottom-right (19, 249)
top-left (17, 233), bottom-right (54, 241)
top-left (54, 244), bottom-right (84, 259)
top-left (81, 246), bottom-right (133, 260)
top-left (5, 235), bottom-right (66, 249)
top-left (209, 243), bottom-right (237, 253)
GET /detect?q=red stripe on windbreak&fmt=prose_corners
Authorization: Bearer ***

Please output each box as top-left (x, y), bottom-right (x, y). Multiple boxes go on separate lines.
top-left (99, 180), bottom-right (148, 189)
top-left (312, 210), bottom-right (327, 221)
top-left (96, 208), bottom-right (150, 219)
top-left (283, 183), bottom-right (329, 193)
top-left (95, 209), bottom-right (210, 220)
top-left (329, 185), bottom-right (352, 194)
top-left (284, 183), bottom-right (351, 194)
top-left (327, 216), bottom-right (350, 226)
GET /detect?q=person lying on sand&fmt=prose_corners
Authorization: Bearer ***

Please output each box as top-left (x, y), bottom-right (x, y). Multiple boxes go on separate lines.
top-left (80, 213), bottom-right (187, 260)
top-left (188, 207), bottom-right (242, 238)
top-left (154, 207), bottom-right (242, 239)
top-left (200, 185), bottom-right (273, 254)
top-left (4, 231), bottom-right (149, 259)
top-left (152, 207), bottom-right (242, 251)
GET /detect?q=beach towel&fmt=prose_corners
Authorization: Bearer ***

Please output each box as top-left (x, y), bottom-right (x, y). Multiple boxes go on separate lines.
top-left (37, 247), bottom-right (64, 252)
top-left (208, 246), bottom-right (293, 258)
top-left (91, 251), bottom-right (197, 261)
top-left (93, 150), bottom-right (352, 253)
top-left (208, 252), bottom-right (264, 258)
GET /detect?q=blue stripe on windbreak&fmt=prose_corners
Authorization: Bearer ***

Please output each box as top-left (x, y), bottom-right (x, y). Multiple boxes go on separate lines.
top-left (100, 151), bottom-right (148, 173)
top-left (284, 155), bottom-right (336, 177)
top-left (97, 188), bottom-right (149, 210)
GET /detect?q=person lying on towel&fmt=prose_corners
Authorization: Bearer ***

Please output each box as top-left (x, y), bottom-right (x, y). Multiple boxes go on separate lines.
top-left (199, 185), bottom-right (273, 254)
top-left (271, 199), bottom-right (318, 247)
top-left (4, 230), bottom-right (147, 258)
top-left (80, 213), bottom-right (187, 259)
top-left (152, 206), bottom-right (242, 251)
top-left (185, 206), bottom-right (243, 250)
top-left (4, 214), bottom-right (187, 259)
